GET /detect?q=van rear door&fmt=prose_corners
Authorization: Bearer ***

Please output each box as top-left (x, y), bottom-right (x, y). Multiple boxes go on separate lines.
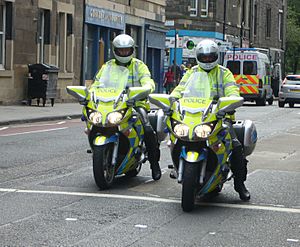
top-left (236, 60), bottom-right (259, 95)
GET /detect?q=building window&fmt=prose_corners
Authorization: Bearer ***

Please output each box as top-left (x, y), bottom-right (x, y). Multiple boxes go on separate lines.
top-left (0, 4), bottom-right (5, 69)
top-left (278, 9), bottom-right (283, 41)
top-left (254, 4), bottom-right (257, 36)
top-left (57, 12), bottom-right (74, 72)
top-left (200, 0), bottom-right (209, 17)
top-left (266, 7), bottom-right (271, 38)
top-left (38, 9), bottom-right (50, 64)
top-left (190, 0), bottom-right (198, 17)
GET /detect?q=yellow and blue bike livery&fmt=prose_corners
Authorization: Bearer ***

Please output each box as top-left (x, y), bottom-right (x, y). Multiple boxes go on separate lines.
top-left (67, 64), bottom-right (164, 189)
top-left (150, 72), bottom-right (257, 212)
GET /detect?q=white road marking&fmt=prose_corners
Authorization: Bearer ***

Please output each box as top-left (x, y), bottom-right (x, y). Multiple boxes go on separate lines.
top-left (0, 127), bottom-right (68, 137)
top-left (134, 224), bottom-right (147, 229)
top-left (0, 126), bottom-right (9, 131)
top-left (11, 121), bottom-right (67, 128)
top-left (0, 187), bottom-right (299, 214)
top-left (287, 239), bottom-right (299, 243)
top-left (65, 218), bottom-right (77, 221)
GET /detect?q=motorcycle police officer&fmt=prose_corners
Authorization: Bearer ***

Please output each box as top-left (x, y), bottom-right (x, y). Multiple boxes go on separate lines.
top-left (171, 39), bottom-right (250, 201)
top-left (93, 34), bottom-right (162, 181)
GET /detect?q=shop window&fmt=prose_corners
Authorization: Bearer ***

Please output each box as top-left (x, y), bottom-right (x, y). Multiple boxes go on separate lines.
top-left (190, 0), bottom-right (198, 17)
top-left (126, 25), bottom-right (141, 59)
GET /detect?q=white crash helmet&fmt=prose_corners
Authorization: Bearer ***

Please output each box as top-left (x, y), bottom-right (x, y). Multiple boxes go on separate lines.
top-left (195, 39), bottom-right (219, 71)
top-left (112, 34), bottom-right (135, 64)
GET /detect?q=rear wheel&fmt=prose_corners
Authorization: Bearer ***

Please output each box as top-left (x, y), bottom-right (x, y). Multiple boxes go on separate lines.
top-left (289, 102), bottom-right (295, 108)
top-left (181, 162), bottom-right (199, 212)
top-left (93, 144), bottom-right (115, 189)
top-left (267, 96), bottom-right (274, 105)
top-left (256, 93), bottom-right (266, 106)
top-left (278, 101), bottom-right (285, 108)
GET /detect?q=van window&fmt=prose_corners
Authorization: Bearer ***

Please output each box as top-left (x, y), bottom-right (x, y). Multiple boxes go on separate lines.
top-left (243, 61), bottom-right (257, 75)
top-left (226, 61), bottom-right (240, 74)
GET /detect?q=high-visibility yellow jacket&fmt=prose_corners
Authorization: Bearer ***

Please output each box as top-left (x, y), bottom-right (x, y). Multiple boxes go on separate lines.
top-left (93, 58), bottom-right (155, 109)
top-left (171, 64), bottom-right (240, 99)
top-left (94, 58), bottom-right (155, 92)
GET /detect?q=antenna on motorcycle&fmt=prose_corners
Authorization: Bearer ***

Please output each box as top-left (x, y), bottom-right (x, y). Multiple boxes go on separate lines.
top-left (212, 95), bottom-right (219, 104)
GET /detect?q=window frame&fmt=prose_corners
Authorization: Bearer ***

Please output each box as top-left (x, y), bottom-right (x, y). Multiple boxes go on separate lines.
top-left (190, 0), bottom-right (198, 17)
top-left (0, 4), bottom-right (6, 70)
top-left (266, 7), bottom-right (271, 38)
top-left (200, 0), bottom-right (209, 18)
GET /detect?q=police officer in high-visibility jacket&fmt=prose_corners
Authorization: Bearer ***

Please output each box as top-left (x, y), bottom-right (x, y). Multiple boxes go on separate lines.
top-left (93, 34), bottom-right (161, 181)
top-left (171, 39), bottom-right (250, 201)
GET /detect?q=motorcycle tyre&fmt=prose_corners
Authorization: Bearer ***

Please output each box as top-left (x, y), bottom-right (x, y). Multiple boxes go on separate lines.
top-left (93, 144), bottom-right (115, 190)
top-left (181, 161), bottom-right (199, 212)
top-left (125, 163), bottom-right (142, 178)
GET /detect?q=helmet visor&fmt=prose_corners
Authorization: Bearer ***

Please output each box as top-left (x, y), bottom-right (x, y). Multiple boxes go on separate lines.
top-left (114, 47), bottom-right (134, 57)
top-left (197, 52), bottom-right (218, 63)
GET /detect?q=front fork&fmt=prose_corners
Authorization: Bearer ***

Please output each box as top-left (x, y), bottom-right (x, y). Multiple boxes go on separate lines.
top-left (177, 146), bottom-right (208, 184)
top-left (93, 133), bottom-right (119, 166)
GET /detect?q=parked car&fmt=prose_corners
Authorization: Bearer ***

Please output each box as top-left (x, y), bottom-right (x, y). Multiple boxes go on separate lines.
top-left (278, 75), bottom-right (300, 108)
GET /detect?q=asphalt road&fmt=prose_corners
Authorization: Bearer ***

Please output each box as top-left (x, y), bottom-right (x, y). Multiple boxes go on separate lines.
top-left (0, 101), bottom-right (299, 247)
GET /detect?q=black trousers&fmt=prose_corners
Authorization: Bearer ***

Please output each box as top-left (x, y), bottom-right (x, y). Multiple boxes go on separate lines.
top-left (225, 119), bottom-right (248, 182)
top-left (135, 107), bottom-right (160, 166)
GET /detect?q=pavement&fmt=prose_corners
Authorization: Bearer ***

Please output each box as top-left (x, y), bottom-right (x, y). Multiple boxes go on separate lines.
top-left (0, 102), bottom-right (83, 126)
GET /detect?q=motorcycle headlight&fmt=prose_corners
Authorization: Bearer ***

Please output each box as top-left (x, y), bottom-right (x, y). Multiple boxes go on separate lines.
top-left (174, 124), bottom-right (189, 137)
top-left (107, 111), bottom-right (123, 125)
top-left (89, 111), bottom-right (102, 125)
top-left (194, 124), bottom-right (212, 138)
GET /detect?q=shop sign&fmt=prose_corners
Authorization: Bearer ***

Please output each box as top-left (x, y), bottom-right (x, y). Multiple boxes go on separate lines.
top-left (85, 5), bottom-right (125, 30)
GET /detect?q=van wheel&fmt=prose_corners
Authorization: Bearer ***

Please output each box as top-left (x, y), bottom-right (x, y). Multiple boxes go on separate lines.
top-left (278, 101), bottom-right (285, 108)
top-left (267, 96), bottom-right (274, 105)
top-left (256, 93), bottom-right (266, 106)
top-left (289, 102), bottom-right (295, 108)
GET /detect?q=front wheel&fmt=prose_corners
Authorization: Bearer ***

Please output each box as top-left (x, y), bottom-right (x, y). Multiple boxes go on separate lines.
top-left (125, 163), bottom-right (142, 178)
top-left (278, 101), bottom-right (285, 108)
top-left (93, 144), bottom-right (115, 189)
top-left (289, 102), bottom-right (295, 108)
top-left (181, 161), bottom-right (199, 212)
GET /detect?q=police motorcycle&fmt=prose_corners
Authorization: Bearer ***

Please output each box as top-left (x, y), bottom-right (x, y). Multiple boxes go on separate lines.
top-left (149, 72), bottom-right (257, 212)
top-left (66, 64), bottom-right (166, 189)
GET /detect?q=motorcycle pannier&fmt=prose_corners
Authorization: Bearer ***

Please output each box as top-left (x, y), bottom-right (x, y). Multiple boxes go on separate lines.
top-left (148, 109), bottom-right (167, 142)
top-left (233, 120), bottom-right (257, 156)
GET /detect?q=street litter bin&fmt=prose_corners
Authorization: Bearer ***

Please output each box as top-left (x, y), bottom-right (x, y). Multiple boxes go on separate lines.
top-left (27, 63), bottom-right (59, 106)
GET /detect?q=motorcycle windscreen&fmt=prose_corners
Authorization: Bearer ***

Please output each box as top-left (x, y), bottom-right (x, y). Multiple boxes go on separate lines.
top-left (179, 72), bottom-right (212, 113)
top-left (90, 64), bottom-right (129, 101)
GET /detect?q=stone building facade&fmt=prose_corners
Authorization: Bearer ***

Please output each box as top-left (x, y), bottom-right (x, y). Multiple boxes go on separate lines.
top-left (0, 0), bottom-right (166, 105)
top-left (165, 0), bottom-right (286, 67)
top-left (0, 0), bottom-right (83, 105)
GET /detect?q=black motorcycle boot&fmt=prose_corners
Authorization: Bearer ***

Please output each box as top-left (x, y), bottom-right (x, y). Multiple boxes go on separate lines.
top-left (151, 162), bottom-right (161, 181)
top-left (234, 179), bottom-right (250, 201)
top-left (231, 146), bottom-right (251, 201)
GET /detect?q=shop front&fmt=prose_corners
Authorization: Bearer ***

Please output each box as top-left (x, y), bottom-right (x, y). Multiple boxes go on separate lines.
top-left (145, 25), bottom-right (166, 93)
top-left (83, 5), bottom-right (125, 85)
